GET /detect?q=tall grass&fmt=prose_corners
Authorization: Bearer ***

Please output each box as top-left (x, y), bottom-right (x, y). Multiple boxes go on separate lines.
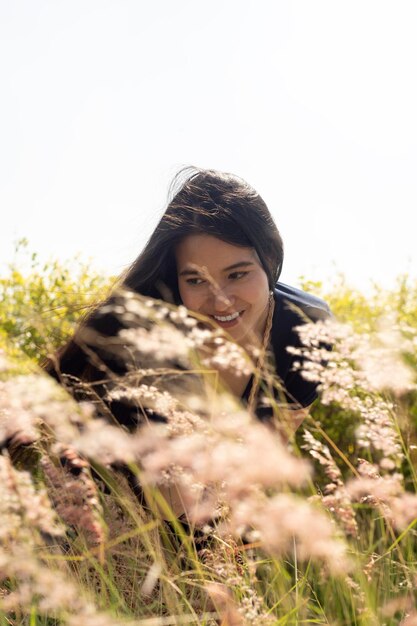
top-left (1, 249), bottom-right (417, 625)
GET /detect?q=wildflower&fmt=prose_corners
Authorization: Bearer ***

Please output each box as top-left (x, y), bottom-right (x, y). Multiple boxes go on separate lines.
top-left (354, 398), bottom-right (403, 466)
top-left (292, 316), bottom-right (415, 397)
top-left (389, 492), bottom-right (417, 531)
top-left (362, 552), bottom-right (379, 583)
top-left (134, 401), bottom-right (349, 573)
top-left (41, 447), bottom-right (105, 546)
top-left (119, 324), bottom-right (190, 364)
top-left (139, 411), bottom-right (311, 508)
top-left (0, 454), bottom-right (63, 544)
top-left (302, 430), bottom-right (358, 537)
top-left (347, 459), bottom-right (417, 531)
top-left (291, 319), bottom-right (405, 468)
top-left (107, 383), bottom-right (207, 436)
top-left (0, 374), bottom-right (85, 448)
top-left (199, 335), bottom-right (253, 377)
top-left (231, 493), bottom-right (349, 574)
top-left (72, 418), bottom-right (139, 465)
top-left (0, 548), bottom-right (128, 626)
top-left (353, 316), bottom-right (416, 396)
top-left (108, 383), bottom-right (176, 418)
top-left (0, 551), bottom-right (83, 613)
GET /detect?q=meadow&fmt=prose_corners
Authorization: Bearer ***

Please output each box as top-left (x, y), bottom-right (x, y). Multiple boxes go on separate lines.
top-left (1, 241), bottom-right (417, 625)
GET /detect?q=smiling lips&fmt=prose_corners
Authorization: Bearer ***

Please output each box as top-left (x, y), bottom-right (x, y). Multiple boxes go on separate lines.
top-left (211, 310), bottom-right (244, 326)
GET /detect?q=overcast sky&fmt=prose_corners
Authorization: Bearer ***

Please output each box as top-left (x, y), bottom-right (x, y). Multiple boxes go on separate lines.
top-left (1, 1), bottom-right (416, 293)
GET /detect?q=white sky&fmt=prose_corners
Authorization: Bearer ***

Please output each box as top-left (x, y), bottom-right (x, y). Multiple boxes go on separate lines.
top-left (1, 0), bottom-right (416, 293)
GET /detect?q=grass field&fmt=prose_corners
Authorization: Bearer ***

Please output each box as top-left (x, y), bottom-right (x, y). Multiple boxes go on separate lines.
top-left (1, 245), bottom-right (417, 625)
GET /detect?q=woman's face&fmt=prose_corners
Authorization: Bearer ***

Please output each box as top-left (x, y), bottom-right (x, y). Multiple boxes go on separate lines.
top-left (175, 234), bottom-right (270, 347)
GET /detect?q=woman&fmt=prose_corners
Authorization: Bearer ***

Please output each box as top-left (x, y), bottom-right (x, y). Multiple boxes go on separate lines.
top-left (46, 166), bottom-right (331, 436)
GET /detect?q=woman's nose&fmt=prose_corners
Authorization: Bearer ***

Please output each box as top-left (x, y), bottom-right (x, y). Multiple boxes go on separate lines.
top-left (212, 286), bottom-right (235, 311)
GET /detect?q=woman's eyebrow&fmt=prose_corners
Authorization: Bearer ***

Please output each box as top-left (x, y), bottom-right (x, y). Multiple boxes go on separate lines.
top-left (179, 261), bottom-right (254, 276)
top-left (222, 261), bottom-right (255, 272)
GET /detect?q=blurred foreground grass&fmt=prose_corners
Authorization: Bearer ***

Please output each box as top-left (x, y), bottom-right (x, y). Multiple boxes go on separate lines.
top-left (1, 241), bottom-right (417, 625)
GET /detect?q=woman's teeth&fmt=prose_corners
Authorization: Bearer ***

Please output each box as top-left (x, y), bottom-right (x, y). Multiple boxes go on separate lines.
top-left (213, 311), bottom-right (240, 322)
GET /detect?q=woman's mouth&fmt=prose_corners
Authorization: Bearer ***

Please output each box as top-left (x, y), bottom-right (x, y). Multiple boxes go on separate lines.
top-left (211, 311), bottom-right (244, 328)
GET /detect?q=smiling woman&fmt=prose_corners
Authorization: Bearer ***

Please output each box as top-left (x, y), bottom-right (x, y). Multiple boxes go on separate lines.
top-left (176, 235), bottom-right (270, 346)
top-left (45, 167), bottom-right (331, 431)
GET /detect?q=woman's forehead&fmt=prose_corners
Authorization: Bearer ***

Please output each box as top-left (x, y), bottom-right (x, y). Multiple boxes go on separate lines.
top-left (175, 234), bottom-right (260, 271)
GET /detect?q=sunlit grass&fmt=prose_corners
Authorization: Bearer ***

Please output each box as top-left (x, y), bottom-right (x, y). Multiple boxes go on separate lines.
top-left (1, 247), bottom-right (417, 625)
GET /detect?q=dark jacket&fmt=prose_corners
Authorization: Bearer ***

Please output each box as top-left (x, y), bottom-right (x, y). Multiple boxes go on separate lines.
top-left (242, 283), bottom-right (331, 420)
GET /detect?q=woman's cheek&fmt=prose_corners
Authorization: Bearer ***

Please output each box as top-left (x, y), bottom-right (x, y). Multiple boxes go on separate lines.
top-left (179, 285), bottom-right (200, 311)
top-left (246, 273), bottom-right (269, 300)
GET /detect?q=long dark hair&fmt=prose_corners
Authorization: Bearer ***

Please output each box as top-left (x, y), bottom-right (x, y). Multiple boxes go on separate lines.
top-left (122, 167), bottom-right (284, 302)
top-left (44, 167), bottom-right (284, 386)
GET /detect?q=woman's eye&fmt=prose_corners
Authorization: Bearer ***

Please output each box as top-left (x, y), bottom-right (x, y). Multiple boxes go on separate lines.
top-left (229, 271), bottom-right (248, 280)
top-left (186, 277), bottom-right (206, 286)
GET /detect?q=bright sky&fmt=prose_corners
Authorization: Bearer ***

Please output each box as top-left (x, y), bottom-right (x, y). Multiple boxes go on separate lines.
top-left (1, 1), bottom-right (416, 293)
